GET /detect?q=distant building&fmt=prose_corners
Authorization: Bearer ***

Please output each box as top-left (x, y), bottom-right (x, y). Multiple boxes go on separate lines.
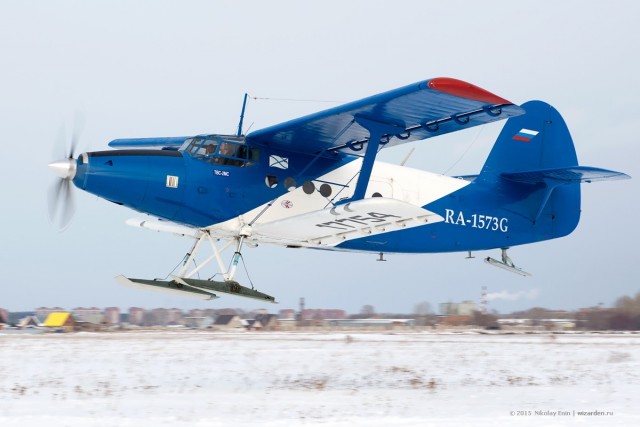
top-left (277, 307), bottom-right (347, 327)
top-left (149, 308), bottom-right (184, 325)
top-left (254, 313), bottom-right (278, 331)
top-left (278, 309), bottom-right (296, 320)
top-left (17, 316), bottom-right (41, 328)
top-left (128, 307), bottom-right (144, 326)
top-left (43, 312), bottom-right (76, 332)
top-left (301, 309), bottom-right (347, 321)
top-left (147, 308), bottom-right (183, 326)
top-left (440, 315), bottom-right (472, 326)
top-left (104, 307), bottom-right (120, 325)
top-left (184, 316), bottom-right (214, 329)
top-left (202, 309), bottom-right (220, 318)
top-left (188, 309), bottom-right (205, 318)
top-left (245, 319), bottom-right (260, 330)
top-left (167, 308), bottom-right (183, 325)
top-left (213, 314), bottom-right (244, 330)
top-left (440, 301), bottom-right (477, 316)
top-left (0, 308), bottom-right (8, 324)
top-left (150, 308), bottom-right (169, 326)
top-left (35, 307), bottom-right (66, 319)
top-left (72, 307), bottom-right (104, 324)
top-left (278, 318), bottom-right (298, 331)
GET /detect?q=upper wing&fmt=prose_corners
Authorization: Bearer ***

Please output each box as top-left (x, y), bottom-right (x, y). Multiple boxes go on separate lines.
top-left (246, 77), bottom-right (524, 155)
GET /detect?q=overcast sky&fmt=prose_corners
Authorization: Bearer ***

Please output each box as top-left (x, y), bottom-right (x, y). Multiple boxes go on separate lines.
top-left (1, 0), bottom-right (638, 314)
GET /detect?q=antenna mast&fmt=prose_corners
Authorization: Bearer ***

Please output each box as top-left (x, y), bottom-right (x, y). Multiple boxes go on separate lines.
top-left (236, 93), bottom-right (248, 137)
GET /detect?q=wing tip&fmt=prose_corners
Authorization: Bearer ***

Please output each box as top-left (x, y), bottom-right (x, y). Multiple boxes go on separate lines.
top-left (427, 77), bottom-right (512, 105)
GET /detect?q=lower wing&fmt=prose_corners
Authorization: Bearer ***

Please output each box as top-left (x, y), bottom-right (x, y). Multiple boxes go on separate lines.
top-left (211, 198), bottom-right (442, 248)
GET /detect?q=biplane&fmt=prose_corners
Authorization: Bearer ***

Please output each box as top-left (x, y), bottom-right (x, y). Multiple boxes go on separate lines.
top-left (48, 77), bottom-right (629, 302)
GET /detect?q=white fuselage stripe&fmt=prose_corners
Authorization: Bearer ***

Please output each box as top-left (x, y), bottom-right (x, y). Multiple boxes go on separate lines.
top-left (206, 160), bottom-right (469, 245)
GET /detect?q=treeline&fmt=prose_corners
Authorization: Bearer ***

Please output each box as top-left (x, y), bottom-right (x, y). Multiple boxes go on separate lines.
top-left (493, 291), bottom-right (640, 330)
top-left (577, 291), bottom-right (640, 330)
top-left (350, 292), bottom-right (640, 330)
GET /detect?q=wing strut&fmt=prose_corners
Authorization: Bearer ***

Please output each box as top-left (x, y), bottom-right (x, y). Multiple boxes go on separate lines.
top-left (340, 116), bottom-right (404, 203)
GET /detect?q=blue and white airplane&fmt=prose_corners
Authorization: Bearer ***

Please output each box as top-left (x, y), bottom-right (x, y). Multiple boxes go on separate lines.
top-left (48, 77), bottom-right (629, 302)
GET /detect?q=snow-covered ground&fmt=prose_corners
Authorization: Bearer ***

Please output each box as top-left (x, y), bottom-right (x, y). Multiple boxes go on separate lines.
top-left (1, 331), bottom-right (638, 426)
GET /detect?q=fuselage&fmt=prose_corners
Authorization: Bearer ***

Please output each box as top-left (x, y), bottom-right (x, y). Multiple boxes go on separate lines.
top-left (71, 134), bottom-right (579, 254)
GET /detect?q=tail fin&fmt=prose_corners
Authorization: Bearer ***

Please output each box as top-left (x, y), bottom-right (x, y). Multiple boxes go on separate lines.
top-left (478, 100), bottom-right (628, 238)
top-left (479, 100), bottom-right (577, 178)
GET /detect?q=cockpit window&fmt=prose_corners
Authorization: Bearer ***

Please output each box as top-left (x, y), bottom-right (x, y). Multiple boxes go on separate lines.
top-left (185, 138), bottom-right (210, 156)
top-left (182, 136), bottom-right (259, 167)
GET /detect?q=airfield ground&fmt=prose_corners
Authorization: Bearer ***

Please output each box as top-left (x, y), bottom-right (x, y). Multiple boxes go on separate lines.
top-left (0, 331), bottom-right (638, 426)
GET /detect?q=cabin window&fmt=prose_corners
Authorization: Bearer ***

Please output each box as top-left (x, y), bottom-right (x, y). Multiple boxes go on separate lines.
top-left (183, 136), bottom-right (259, 167)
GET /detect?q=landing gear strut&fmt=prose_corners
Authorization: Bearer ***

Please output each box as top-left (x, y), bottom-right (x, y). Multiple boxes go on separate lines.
top-left (117, 230), bottom-right (276, 302)
top-left (176, 231), bottom-right (250, 283)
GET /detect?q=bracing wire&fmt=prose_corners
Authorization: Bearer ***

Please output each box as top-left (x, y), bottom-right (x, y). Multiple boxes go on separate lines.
top-left (250, 96), bottom-right (341, 103)
top-left (235, 95), bottom-right (339, 136)
top-left (442, 125), bottom-right (484, 176)
top-left (160, 255), bottom-right (199, 281)
top-left (213, 251), bottom-right (255, 289)
top-left (239, 253), bottom-right (256, 290)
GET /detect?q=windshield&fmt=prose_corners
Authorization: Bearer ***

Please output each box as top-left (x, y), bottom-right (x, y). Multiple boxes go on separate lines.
top-left (182, 136), bottom-right (259, 167)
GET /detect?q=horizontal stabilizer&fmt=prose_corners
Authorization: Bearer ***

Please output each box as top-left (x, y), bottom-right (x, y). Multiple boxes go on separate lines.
top-left (502, 166), bottom-right (630, 185)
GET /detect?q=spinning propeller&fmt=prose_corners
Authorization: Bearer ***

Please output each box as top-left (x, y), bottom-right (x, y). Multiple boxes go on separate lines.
top-left (47, 122), bottom-right (82, 230)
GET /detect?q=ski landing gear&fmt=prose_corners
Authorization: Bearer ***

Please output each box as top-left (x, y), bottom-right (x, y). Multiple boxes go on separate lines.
top-left (117, 231), bottom-right (276, 302)
top-left (484, 248), bottom-right (531, 277)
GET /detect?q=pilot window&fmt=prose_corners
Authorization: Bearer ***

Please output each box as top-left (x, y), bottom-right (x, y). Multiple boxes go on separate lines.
top-left (184, 137), bottom-right (259, 167)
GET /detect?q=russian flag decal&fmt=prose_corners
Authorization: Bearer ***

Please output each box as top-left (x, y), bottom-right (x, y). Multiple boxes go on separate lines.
top-left (512, 128), bottom-right (539, 142)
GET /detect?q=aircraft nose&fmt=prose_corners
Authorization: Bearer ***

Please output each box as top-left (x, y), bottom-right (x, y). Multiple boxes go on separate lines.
top-left (48, 158), bottom-right (77, 180)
